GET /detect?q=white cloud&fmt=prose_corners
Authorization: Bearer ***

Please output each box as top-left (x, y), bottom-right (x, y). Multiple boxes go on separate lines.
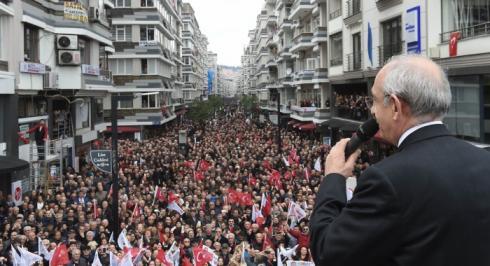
top-left (184, 0), bottom-right (263, 67)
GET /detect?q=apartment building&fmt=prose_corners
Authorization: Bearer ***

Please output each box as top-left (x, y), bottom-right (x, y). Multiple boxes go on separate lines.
top-left (108, 0), bottom-right (183, 130)
top-left (241, 29), bottom-right (258, 96)
top-left (242, 0), bottom-right (490, 143)
top-left (12, 0), bottom-right (115, 180)
top-left (182, 3), bottom-right (208, 102)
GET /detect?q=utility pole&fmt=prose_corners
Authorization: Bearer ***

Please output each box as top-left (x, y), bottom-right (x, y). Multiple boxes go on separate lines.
top-left (111, 94), bottom-right (119, 238)
top-left (275, 89), bottom-right (282, 155)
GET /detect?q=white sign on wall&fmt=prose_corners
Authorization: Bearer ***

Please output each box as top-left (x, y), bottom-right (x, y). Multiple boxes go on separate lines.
top-left (11, 180), bottom-right (23, 206)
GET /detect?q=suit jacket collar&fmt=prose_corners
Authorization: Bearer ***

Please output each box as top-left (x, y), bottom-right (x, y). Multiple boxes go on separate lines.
top-left (398, 124), bottom-right (452, 151)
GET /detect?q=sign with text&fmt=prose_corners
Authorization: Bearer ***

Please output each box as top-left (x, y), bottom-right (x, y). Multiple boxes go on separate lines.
top-left (81, 64), bottom-right (100, 76)
top-left (19, 62), bottom-right (46, 74)
top-left (90, 150), bottom-right (112, 173)
top-left (64, 1), bottom-right (88, 23)
top-left (11, 180), bottom-right (23, 206)
top-left (405, 6), bottom-right (421, 54)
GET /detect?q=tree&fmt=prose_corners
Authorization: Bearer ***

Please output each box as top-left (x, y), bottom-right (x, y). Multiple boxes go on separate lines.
top-left (240, 95), bottom-right (258, 113)
top-left (187, 95), bottom-right (224, 125)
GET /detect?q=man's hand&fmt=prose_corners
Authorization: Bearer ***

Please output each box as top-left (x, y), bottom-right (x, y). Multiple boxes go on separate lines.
top-left (325, 138), bottom-right (361, 178)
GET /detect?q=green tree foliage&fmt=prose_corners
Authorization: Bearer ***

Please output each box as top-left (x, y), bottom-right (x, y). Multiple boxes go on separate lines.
top-left (187, 96), bottom-right (224, 124)
top-left (240, 95), bottom-right (258, 112)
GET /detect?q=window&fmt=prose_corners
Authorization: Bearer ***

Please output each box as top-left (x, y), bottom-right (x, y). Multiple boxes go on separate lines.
top-left (148, 59), bottom-right (157, 74)
top-left (140, 25), bottom-right (155, 41)
top-left (330, 32), bottom-right (343, 66)
top-left (79, 38), bottom-right (91, 64)
top-left (141, 59), bottom-right (148, 74)
top-left (380, 16), bottom-right (402, 64)
top-left (141, 0), bottom-right (154, 7)
top-left (24, 24), bottom-right (39, 62)
top-left (115, 26), bottom-right (131, 41)
top-left (115, 0), bottom-right (130, 7)
top-left (109, 59), bottom-right (133, 74)
top-left (142, 94), bottom-right (158, 108)
top-left (442, 0), bottom-right (490, 41)
top-left (118, 94), bottom-right (133, 109)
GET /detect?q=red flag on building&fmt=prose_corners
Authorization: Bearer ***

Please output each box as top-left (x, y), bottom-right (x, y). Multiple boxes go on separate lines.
top-left (449, 31), bottom-right (461, 57)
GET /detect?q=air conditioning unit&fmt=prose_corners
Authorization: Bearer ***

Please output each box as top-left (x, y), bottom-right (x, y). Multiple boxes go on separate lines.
top-left (56, 35), bottom-right (78, 50)
top-left (43, 72), bottom-right (59, 89)
top-left (89, 6), bottom-right (100, 22)
top-left (58, 50), bottom-right (81, 66)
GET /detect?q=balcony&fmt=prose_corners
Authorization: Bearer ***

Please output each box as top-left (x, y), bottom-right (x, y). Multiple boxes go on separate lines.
top-left (375, 0), bottom-right (402, 11)
top-left (267, 15), bottom-right (278, 26)
top-left (378, 41), bottom-right (404, 66)
top-left (440, 22), bottom-right (490, 43)
top-left (182, 30), bottom-right (193, 39)
top-left (280, 19), bottom-right (293, 30)
top-left (266, 58), bottom-right (278, 69)
top-left (291, 32), bottom-right (314, 52)
top-left (329, 8), bottom-right (342, 20)
top-left (344, 0), bottom-right (362, 26)
top-left (312, 26), bottom-right (328, 43)
top-left (289, 0), bottom-right (314, 20)
top-left (344, 52), bottom-right (362, 72)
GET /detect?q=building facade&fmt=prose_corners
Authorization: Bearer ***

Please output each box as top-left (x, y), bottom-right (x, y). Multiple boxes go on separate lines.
top-left (182, 3), bottom-right (208, 102)
top-left (107, 0), bottom-right (183, 128)
top-left (242, 0), bottom-right (490, 144)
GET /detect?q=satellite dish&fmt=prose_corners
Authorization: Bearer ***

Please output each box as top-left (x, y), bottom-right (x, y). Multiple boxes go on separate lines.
top-left (286, 68), bottom-right (292, 75)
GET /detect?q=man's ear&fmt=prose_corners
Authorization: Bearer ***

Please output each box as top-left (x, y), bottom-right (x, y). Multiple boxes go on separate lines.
top-left (390, 95), bottom-right (404, 120)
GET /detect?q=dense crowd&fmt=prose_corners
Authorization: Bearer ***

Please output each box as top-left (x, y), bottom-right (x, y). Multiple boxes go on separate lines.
top-left (0, 110), bottom-right (379, 266)
top-left (334, 94), bottom-right (370, 121)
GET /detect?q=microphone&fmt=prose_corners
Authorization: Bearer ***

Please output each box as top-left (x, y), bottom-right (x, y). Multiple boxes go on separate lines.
top-left (344, 118), bottom-right (379, 159)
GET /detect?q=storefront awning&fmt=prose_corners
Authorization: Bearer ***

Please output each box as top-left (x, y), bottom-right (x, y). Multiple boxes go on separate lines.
top-left (175, 109), bottom-right (187, 116)
top-left (0, 156), bottom-right (29, 174)
top-left (106, 126), bottom-right (141, 133)
top-left (299, 122), bottom-right (316, 132)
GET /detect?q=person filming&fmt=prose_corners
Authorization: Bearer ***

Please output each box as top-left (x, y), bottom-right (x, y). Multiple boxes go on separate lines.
top-left (310, 55), bottom-right (490, 266)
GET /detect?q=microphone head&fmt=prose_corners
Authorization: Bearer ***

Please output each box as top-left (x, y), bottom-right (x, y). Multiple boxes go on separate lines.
top-left (357, 118), bottom-right (379, 141)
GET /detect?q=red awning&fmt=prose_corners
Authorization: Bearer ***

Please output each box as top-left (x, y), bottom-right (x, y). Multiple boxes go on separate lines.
top-left (292, 122), bottom-right (303, 128)
top-left (106, 126), bottom-right (141, 133)
top-left (299, 122), bottom-right (316, 131)
top-left (287, 120), bottom-right (297, 125)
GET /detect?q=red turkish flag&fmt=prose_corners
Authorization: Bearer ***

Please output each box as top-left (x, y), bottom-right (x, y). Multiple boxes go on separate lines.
top-left (449, 32), bottom-right (460, 57)
top-left (239, 193), bottom-right (253, 206)
top-left (228, 189), bottom-right (240, 204)
top-left (132, 203), bottom-right (141, 218)
top-left (262, 160), bottom-right (272, 170)
top-left (193, 246), bottom-right (213, 266)
top-left (199, 160), bottom-right (211, 172)
top-left (50, 244), bottom-right (70, 266)
top-left (183, 160), bottom-right (195, 169)
top-left (194, 171), bottom-right (205, 181)
top-left (168, 192), bottom-right (179, 203)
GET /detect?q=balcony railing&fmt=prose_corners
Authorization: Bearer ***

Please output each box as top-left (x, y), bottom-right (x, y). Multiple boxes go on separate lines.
top-left (345, 0), bottom-right (361, 18)
top-left (378, 41), bottom-right (404, 66)
top-left (440, 22), bottom-right (490, 43)
top-left (330, 56), bottom-right (343, 67)
top-left (345, 52), bottom-right (362, 72)
top-left (329, 8), bottom-right (342, 20)
top-left (100, 69), bottom-right (113, 82)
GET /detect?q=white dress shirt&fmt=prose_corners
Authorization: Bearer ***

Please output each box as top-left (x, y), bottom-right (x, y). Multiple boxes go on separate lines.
top-left (397, 121), bottom-right (443, 147)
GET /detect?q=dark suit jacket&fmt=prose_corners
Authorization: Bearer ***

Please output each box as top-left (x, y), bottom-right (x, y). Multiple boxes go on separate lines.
top-left (310, 124), bottom-right (490, 266)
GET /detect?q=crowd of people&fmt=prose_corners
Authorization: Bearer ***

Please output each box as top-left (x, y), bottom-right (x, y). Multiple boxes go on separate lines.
top-left (1, 109), bottom-right (378, 266)
top-left (334, 94), bottom-right (370, 121)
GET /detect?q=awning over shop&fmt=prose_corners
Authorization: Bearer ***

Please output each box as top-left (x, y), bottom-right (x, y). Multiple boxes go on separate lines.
top-left (299, 122), bottom-right (316, 132)
top-left (292, 122), bottom-right (303, 128)
top-left (324, 118), bottom-right (362, 131)
top-left (0, 156), bottom-right (29, 174)
top-left (106, 126), bottom-right (141, 133)
top-left (287, 120), bottom-right (297, 126)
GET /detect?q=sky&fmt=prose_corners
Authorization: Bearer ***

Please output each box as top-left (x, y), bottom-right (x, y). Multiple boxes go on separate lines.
top-left (184, 0), bottom-right (264, 67)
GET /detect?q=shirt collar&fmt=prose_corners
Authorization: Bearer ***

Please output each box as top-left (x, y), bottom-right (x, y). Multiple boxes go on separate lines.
top-left (397, 121), bottom-right (443, 147)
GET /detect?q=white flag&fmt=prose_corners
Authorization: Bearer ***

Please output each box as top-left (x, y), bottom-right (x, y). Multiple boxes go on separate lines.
top-left (38, 237), bottom-right (53, 261)
top-left (166, 241), bottom-right (180, 266)
top-left (277, 248), bottom-right (284, 266)
top-left (288, 201), bottom-right (307, 222)
top-left (119, 252), bottom-right (134, 266)
top-left (132, 248), bottom-right (145, 265)
top-left (314, 157), bottom-right (322, 172)
top-left (92, 250), bottom-right (103, 266)
top-left (283, 156), bottom-right (290, 167)
top-left (109, 232), bottom-right (115, 243)
top-left (19, 246), bottom-right (43, 265)
top-left (11, 246), bottom-right (21, 266)
top-left (167, 201), bottom-right (184, 215)
top-left (109, 251), bottom-right (119, 266)
top-left (280, 244), bottom-right (298, 260)
top-left (117, 229), bottom-right (132, 250)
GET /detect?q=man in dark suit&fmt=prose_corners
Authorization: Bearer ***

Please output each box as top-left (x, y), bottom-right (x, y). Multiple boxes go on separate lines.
top-left (27, 119), bottom-right (48, 160)
top-left (309, 55), bottom-right (490, 266)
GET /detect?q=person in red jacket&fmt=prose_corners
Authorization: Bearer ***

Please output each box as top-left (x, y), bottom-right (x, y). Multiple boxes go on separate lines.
top-left (287, 224), bottom-right (310, 248)
top-left (26, 119), bottom-right (48, 160)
